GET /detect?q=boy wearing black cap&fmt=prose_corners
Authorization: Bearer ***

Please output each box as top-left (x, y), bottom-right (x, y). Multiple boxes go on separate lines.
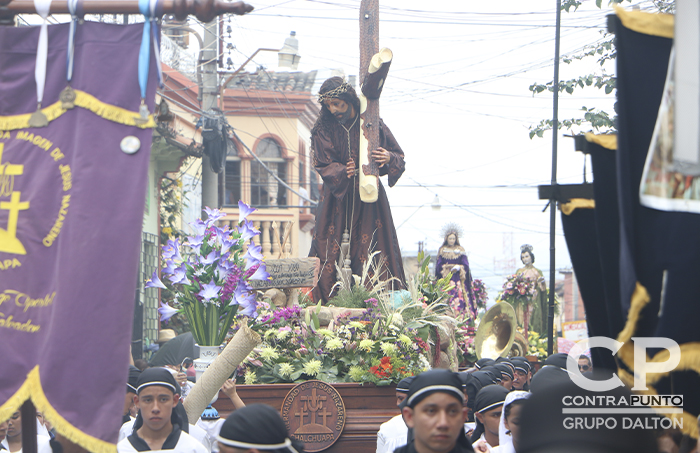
top-left (377, 376), bottom-right (415, 453)
top-left (117, 368), bottom-right (207, 453)
top-left (216, 404), bottom-right (303, 453)
top-left (470, 386), bottom-right (509, 451)
top-left (397, 370), bottom-right (473, 453)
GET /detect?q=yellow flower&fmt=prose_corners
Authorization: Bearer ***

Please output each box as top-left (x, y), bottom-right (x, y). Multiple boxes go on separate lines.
top-left (398, 334), bottom-right (412, 347)
top-left (244, 370), bottom-right (257, 385)
top-left (162, 227), bottom-right (172, 235)
top-left (326, 338), bottom-right (344, 350)
top-left (348, 365), bottom-right (365, 381)
top-left (276, 330), bottom-right (290, 341)
top-left (279, 363), bottom-right (294, 377)
top-left (303, 359), bottom-right (322, 377)
top-left (380, 342), bottom-right (397, 356)
top-left (349, 321), bottom-right (365, 329)
top-left (359, 339), bottom-right (374, 352)
top-left (264, 330), bottom-right (276, 338)
top-left (260, 347), bottom-right (279, 360)
top-left (317, 328), bottom-right (335, 337)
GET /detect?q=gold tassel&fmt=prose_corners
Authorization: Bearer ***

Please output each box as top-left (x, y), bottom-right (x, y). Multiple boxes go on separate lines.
top-left (0, 366), bottom-right (117, 453)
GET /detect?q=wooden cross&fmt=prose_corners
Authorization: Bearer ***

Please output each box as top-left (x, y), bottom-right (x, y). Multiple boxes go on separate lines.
top-left (358, 0), bottom-right (393, 203)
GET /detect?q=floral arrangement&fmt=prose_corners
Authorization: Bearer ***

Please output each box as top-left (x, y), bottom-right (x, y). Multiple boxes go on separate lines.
top-left (146, 202), bottom-right (270, 346)
top-left (527, 330), bottom-right (549, 360)
top-left (497, 273), bottom-right (538, 310)
top-left (236, 299), bottom-right (431, 385)
top-left (471, 279), bottom-right (489, 310)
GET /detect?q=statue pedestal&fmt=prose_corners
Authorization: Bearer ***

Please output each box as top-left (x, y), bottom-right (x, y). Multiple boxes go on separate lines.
top-left (213, 383), bottom-right (398, 453)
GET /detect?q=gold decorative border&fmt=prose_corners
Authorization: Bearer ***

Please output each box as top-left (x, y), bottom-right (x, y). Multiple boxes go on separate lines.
top-left (584, 132), bottom-right (617, 151)
top-left (0, 366), bottom-right (117, 453)
top-left (0, 90), bottom-right (155, 131)
top-left (560, 198), bottom-right (595, 215)
top-left (614, 6), bottom-right (674, 39)
top-left (615, 283), bottom-right (700, 438)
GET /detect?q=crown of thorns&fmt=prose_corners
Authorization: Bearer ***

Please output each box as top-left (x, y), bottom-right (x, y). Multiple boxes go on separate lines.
top-left (318, 82), bottom-right (352, 103)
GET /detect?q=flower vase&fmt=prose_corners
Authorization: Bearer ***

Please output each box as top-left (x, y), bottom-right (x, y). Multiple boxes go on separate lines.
top-left (194, 345), bottom-right (221, 382)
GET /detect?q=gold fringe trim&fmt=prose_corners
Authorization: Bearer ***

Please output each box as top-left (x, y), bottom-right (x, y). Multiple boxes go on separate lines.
top-left (584, 132), bottom-right (617, 151)
top-left (614, 5), bottom-right (674, 39)
top-left (0, 366), bottom-right (117, 453)
top-left (0, 90), bottom-right (155, 131)
top-left (617, 369), bottom-right (698, 439)
top-left (617, 282), bottom-right (650, 343)
top-left (560, 198), bottom-right (595, 215)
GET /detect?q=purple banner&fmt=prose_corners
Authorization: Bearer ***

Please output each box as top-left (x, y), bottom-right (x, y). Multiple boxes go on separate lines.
top-left (0, 22), bottom-right (157, 451)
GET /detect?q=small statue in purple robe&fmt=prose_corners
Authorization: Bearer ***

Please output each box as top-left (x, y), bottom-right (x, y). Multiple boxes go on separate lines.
top-left (435, 225), bottom-right (477, 320)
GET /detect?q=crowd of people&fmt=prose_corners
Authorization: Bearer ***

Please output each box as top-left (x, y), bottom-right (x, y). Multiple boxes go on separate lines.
top-left (1, 351), bottom-right (694, 453)
top-left (377, 354), bottom-right (695, 453)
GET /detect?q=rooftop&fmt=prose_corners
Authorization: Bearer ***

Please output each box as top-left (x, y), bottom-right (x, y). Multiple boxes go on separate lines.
top-left (225, 69), bottom-right (319, 93)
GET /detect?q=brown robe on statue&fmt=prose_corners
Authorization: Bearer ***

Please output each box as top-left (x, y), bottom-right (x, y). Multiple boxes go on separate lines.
top-left (309, 117), bottom-right (406, 303)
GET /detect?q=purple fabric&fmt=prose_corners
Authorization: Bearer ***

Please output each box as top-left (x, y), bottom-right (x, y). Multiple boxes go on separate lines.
top-left (0, 22), bottom-right (157, 445)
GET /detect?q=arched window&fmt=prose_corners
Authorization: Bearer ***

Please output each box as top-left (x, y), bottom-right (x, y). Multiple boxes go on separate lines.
top-left (224, 140), bottom-right (241, 206)
top-left (251, 137), bottom-right (287, 207)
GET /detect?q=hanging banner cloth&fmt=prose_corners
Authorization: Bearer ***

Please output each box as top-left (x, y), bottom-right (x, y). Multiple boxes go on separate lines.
top-left (613, 7), bottom-right (700, 437)
top-left (0, 20), bottom-right (158, 453)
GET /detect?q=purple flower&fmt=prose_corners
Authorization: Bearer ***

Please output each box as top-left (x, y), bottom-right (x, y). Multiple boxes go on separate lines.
top-left (203, 206), bottom-right (226, 224)
top-left (169, 265), bottom-right (191, 285)
top-left (201, 250), bottom-right (218, 265)
top-left (245, 256), bottom-right (262, 271)
top-left (238, 200), bottom-right (256, 223)
top-left (158, 302), bottom-right (179, 322)
top-left (145, 270), bottom-right (167, 290)
top-left (238, 220), bottom-right (259, 241)
top-left (190, 219), bottom-right (207, 236)
top-left (244, 243), bottom-right (264, 261)
top-left (162, 239), bottom-right (182, 262)
top-left (161, 260), bottom-right (178, 276)
top-left (221, 269), bottom-right (241, 300)
top-left (198, 279), bottom-right (221, 301)
top-left (220, 236), bottom-right (237, 255)
top-left (185, 234), bottom-right (205, 254)
top-left (249, 264), bottom-right (271, 281)
top-left (234, 282), bottom-right (257, 317)
top-left (216, 259), bottom-right (236, 279)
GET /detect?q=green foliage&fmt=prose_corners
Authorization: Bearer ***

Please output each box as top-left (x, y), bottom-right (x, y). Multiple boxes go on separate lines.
top-left (328, 284), bottom-right (375, 309)
top-left (528, 0), bottom-right (636, 139)
top-left (528, 106), bottom-right (615, 139)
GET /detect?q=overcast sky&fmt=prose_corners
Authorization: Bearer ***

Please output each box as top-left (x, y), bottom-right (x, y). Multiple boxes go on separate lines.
top-left (219, 0), bottom-right (658, 300)
top-left (27, 0), bottom-right (652, 300)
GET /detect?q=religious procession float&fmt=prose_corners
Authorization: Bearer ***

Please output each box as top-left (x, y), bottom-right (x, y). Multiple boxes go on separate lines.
top-left (148, 204), bottom-right (558, 452)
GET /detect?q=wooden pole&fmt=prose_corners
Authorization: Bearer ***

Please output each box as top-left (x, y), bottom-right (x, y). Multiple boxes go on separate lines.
top-left (1, 0), bottom-right (253, 23)
top-left (20, 400), bottom-right (37, 453)
top-left (547, 0), bottom-right (562, 356)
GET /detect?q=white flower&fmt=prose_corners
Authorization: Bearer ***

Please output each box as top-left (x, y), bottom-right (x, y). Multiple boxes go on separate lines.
top-left (359, 339), bottom-right (374, 352)
top-left (303, 359), bottom-right (322, 377)
top-left (244, 370), bottom-right (257, 384)
top-left (380, 342), bottom-right (397, 356)
top-left (260, 347), bottom-right (279, 360)
top-left (326, 338), bottom-right (344, 350)
top-left (279, 362), bottom-right (294, 377)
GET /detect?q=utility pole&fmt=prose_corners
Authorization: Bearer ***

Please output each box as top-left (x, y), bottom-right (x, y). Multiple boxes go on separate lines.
top-left (201, 19), bottom-right (219, 211)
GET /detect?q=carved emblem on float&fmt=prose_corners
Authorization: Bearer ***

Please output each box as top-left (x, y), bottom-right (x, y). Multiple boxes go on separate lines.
top-left (281, 380), bottom-right (346, 452)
